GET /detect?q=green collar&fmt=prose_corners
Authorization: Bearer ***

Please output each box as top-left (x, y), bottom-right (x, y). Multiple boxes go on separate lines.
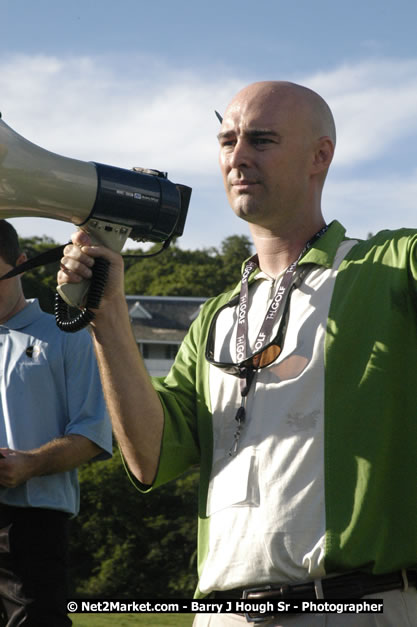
top-left (299, 220), bottom-right (347, 268)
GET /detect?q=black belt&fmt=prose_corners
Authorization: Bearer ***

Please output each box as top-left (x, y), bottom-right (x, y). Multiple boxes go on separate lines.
top-left (213, 569), bottom-right (417, 602)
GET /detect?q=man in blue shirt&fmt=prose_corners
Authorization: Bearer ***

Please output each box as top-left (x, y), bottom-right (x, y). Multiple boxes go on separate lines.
top-left (0, 220), bottom-right (112, 626)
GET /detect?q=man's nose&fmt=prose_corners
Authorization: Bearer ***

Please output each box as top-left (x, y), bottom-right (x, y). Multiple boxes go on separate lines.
top-left (228, 139), bottom-right (252, 169)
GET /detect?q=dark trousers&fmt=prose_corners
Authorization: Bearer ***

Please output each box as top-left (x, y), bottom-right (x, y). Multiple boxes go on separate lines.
top-left (0, 505), bottom-right (72, 626)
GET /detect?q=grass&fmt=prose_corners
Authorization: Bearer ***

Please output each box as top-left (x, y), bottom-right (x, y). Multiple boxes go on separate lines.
top-left (71, 613), bottom-right (194, 626)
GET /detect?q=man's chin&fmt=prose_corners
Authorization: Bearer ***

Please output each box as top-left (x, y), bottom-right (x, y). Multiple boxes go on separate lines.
top-left (232, 203), bottom-right (262, 224)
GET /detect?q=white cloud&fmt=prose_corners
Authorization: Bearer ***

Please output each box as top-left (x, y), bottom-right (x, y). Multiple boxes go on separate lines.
top-left (303, 59), bottom-right (417, 167)
top-left (324, 171), bottom-right (417, 238)
top-left (0, 53), bottom-right (241, 178)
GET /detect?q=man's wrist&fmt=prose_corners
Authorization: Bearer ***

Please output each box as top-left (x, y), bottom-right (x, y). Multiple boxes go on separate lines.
top-left (90, 295), bottom-right (131, 338)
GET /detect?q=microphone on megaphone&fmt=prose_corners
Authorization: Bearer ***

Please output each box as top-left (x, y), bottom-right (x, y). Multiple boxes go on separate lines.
top-left (0, 114), bottom-right (192, 330)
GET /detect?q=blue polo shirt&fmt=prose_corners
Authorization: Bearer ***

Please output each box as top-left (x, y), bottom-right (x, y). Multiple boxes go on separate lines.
top-left (0, 299), bottom-right (112, 515)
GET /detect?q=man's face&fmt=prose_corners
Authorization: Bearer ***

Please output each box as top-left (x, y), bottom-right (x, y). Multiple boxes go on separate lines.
top-left (0, 254), bottom-right (26, 324)
top-left (218, 88), bottom-right (315, 231)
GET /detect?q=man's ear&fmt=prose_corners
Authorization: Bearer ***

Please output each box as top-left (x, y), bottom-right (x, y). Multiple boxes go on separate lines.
top-left (311, 136), bottom-right (334, 174)
top-left (15, 252), bottom-right (27, 267)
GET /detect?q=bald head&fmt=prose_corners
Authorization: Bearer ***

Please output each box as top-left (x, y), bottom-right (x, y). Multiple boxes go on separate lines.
top-left (223, 81), bottom-right (336, 145)
top-left (218, 80), bottom-right (336, 235)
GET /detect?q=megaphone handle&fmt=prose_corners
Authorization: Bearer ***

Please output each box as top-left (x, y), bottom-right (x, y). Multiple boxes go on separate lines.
top-left (55, 257), bottom-right (110, 333)
top-left (55, 218), bottom-right (132, 333)
top-left (56, 218), bottom-right (132, 308)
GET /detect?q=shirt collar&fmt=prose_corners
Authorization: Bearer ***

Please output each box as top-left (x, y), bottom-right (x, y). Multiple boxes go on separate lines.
top-left (299, 220), bottom-right (347, 268)
top-left (1, 299), bottom-right (44, 330)
top-left (235, 220), bottom-right (347, 293)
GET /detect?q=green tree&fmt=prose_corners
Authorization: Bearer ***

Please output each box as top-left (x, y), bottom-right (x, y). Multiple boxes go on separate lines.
top-left (19, 235), bottom-right (63, 313)
top-left (220, 234), bottom-right (252, 263)
top-left (219, 234), bottom-right (253, 288)
top-left (124, 234), bottom-right (252, 297)
top-left (124, 245), bottom-right (222, 296)
top-left (68, 451), bottom-right (199, 599)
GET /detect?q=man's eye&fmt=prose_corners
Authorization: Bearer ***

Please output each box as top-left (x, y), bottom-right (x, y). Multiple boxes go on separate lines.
top-left (252, 137), bottom-right (272, 146)
top-left (220, 139), bottom-right (235, 148)
top-left (219, 137), bottom-right (236, 146)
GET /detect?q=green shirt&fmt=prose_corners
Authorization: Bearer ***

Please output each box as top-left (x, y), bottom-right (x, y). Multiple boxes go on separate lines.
top-left (130, 220), bottom-right (417, 595)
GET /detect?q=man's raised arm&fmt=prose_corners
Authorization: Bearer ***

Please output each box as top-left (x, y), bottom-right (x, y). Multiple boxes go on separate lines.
top-left (58, 230), bottom-right (163, 485)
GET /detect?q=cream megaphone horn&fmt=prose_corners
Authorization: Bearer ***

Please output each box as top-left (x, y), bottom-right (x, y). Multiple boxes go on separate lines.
top-left (0, 114), bottom-right (191, 326)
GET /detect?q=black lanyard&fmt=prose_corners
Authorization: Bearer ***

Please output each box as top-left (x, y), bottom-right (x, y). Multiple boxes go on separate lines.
top-left (236, 225), bottom-right (328, 388)
top-left (229, 225), bottom-right (328, 456)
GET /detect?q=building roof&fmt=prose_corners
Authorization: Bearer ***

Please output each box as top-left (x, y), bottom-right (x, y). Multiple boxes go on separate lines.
top-left (126, 295), bottom-right (208, 344)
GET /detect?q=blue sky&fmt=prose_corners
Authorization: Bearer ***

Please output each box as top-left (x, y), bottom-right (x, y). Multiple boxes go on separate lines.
top-left (1, 0), bottom-right (417, 250)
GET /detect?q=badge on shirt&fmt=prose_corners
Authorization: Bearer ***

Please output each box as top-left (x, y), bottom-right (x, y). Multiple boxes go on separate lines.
top-left (25, 345), bottom-right (41, 360)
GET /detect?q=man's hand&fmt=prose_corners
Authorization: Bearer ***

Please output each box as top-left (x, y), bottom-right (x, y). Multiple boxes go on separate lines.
top-left (0, 448), bottom-right (35, 488)
top-left (0, 436), bottom-right (102, 488)
top-left (57, 230), bottom-right (126, 314)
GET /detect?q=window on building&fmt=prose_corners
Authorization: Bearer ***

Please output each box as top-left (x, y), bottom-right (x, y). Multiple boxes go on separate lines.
top-left (165, 344), bottom-right (179, 359)
top-left (138, 343), bottom-right (179, 360)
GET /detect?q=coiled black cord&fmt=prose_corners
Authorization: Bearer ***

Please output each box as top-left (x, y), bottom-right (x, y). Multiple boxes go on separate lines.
top-left (54, 257), bottom-right (111, 332)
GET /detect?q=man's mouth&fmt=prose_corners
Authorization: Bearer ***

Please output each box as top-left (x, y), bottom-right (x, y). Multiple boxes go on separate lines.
top-left (230, 179), bottom-right (259, 192)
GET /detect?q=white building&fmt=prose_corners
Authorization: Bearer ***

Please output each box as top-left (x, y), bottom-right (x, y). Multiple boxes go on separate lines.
top-left (127, 295), bottom-right (208, 376)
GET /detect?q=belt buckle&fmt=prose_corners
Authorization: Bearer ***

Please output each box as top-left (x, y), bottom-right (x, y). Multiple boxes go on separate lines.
top-left (242, 585), bottom-right (279, 623)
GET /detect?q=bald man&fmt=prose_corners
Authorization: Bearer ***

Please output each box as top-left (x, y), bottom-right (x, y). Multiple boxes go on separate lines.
top-left (58, 82), bottom-right (417, 626)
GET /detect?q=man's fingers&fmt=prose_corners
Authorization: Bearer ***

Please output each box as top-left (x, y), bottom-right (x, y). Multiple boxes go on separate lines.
top-left (58, 256), bottom-right (93, 284)
top-left (58, 242), bottom-right (98, 286)
top-left (72, 229), bottom-right (91, 247)
top-left (63, 243), bottom-right (95, 266)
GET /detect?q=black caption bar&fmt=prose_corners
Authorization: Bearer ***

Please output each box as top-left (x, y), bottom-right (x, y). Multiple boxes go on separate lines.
top-left (67, 598), bottom-right (384, 616)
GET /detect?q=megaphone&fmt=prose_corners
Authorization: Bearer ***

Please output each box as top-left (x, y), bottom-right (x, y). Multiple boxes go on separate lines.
top-left (0, 114), bottom-right (191, 313)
